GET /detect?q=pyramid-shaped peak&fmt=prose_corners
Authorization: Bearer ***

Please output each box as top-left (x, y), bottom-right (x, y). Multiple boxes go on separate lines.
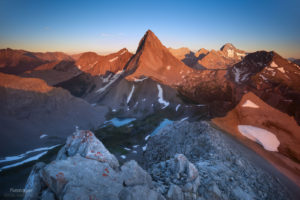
top-left (136, 30), bottom-right (164, 53)
top-left (143, 29), bottom-right (160, 42)
top-left (220, 43), bottom-right (237, 51)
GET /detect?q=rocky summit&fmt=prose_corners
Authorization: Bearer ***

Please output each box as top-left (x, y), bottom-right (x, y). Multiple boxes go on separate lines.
top-left (23, 121), bottom-right (294, 200)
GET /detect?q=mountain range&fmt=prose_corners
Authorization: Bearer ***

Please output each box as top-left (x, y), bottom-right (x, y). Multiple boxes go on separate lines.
top-left (0, 30), bottom-right (300, 199)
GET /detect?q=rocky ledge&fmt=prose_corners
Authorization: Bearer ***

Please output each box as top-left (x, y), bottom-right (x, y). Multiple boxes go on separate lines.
top-left (23, 121), bottom-right (293, 200)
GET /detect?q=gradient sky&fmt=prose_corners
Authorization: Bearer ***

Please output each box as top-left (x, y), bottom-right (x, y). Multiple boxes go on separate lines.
top-left (0, 0), bottom-right (299, 58)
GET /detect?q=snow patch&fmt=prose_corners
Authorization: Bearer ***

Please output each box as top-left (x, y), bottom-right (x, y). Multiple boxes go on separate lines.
top-left (96, 70), bottom-right (124, 93)
top-left (166, 65), bottom-right (171, 70)
top-left (102, 73), bottom-right (113, 83)
top-left (259, 74), bottom-right (268, 81)
top-left (134, 77), bottom-right (148, 82)
top-left (132, 151), bottom-right (137, 154)
top-left (277, 67), bottom-right (285, 73)
top-left (180, 117), bottom-right (189, 122)
top-left (242, 100), bottom-right (259, 108)
top-left (157, 84), bottom-right (170, 109)
top-left (127, 85), bottom-right (135, 104)
top-left (0, 144), bottom-right (60, 171)
top-left (40, 134), bottom-right (48, 139)
top-left (145, 135), bottom-right (150, 141)
top-left (0, 151), bottom-right (48, 172)
top-left (266, 67), bottom-right (274, 71)
top-left (120, 155), bottom-right (126, 159)
top-left (238, 125), bottom-right (280, 152)
top-left (270, 61), bottom-right (278, 68)
top-left (120, 50), bottom-right (127, 55)
top-left (109, 56), bottom-right (118, 62)
top-left (175, 104), bottom-right (181, 112)
top-left (132, 145), bottom-right (139, 148)
top-left (142, 144), bottom-right (147, 151)
top-left (227, 49), bottom-right (234, 58)
top-left (236, 52), bottom-right (246, 57)
top-left (233, 67), bottom-right (243, 83)
top-left (124, 147), bottom-right (131, 151)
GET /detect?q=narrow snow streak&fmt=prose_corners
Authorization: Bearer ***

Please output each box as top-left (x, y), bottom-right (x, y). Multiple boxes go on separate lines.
top-left (236, 52), bottom-right (246, 57)
top-left (109, 56), bottom-right (118, 62)
top-left (134, 77), bottom-right (148, 82)
top-left (145, 135), bottom-right (150, 141)
top-left (157, 84), bottom-right (169, 109)
top-left (176, 104), bottom-right (181, 112)
top-left (0, 151), bottom-right (48, 171)
top-left (40, 134), bottom-right (48, 139)
top-left (238, 125), bottom-right (280, 152)
top-left (127, 85), bottom-right (135, 104)
top-left (180, 117), bottom-right (189, 122)
top-left (96, 70), bottom-right (124, 93)
top-left (0, 144), bottom-right (60, 164)
top-left (242, 100), bottom-right (259, 108)
top-left (120, 50), bottom-right (127, 55)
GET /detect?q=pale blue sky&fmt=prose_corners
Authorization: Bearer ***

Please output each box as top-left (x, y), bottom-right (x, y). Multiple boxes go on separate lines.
top-left (0, 0), bottom-right (299, 57)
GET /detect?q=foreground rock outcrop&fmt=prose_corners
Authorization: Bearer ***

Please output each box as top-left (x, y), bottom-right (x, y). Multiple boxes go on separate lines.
top-left (23, 130), bottom-right (164, 200)
top-left (23, 121), bottom-right (295, 200)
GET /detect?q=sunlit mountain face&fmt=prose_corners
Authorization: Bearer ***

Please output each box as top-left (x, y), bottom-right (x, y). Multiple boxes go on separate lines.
top-left (1, 0), bottom-right (300, 199)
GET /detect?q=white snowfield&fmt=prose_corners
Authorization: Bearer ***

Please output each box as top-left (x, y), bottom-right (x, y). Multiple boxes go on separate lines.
top-left (109, 56), bottom-right (118, 62)
top-left (127, 85), bottom-right (135, 104)
top-left (157, 84), bottom-right (170, 109)
top-left (242, 100), bottom-right (259, 108)
top-left (238, 125), bottom-right (280, 152)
